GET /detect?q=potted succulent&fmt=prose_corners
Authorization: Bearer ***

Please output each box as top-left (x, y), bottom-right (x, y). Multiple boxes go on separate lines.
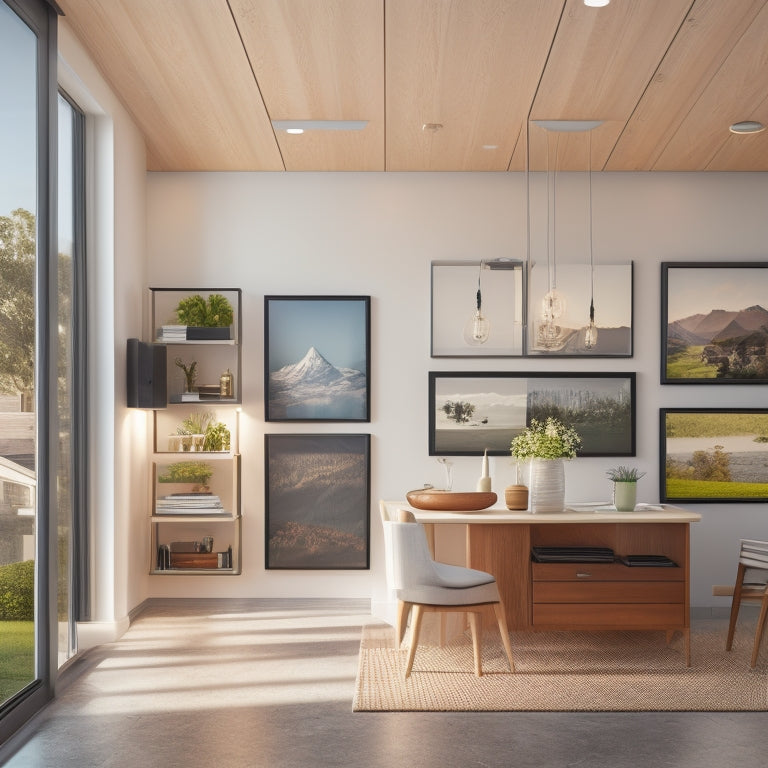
top-left (606, 466), bottom-right (646, 511)
top-left (175, 293), bottom-right (234, 340)
top-left (510, 417), bottom-right (582, 513)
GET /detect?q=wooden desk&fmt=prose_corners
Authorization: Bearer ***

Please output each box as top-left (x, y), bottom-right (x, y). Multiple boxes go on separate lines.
top-left (381, 502), bottom-right (701, 665)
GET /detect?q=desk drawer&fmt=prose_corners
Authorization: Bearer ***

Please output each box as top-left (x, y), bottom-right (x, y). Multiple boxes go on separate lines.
top-left (533, 602), bottom-right (685, 628)
top-left (533, 580), bottom-right (684, 604)
top-left (532, 562), bottom-right (684, 582)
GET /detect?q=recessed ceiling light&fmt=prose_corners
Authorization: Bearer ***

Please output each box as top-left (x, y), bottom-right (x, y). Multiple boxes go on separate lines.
top-left (729, 120), bottom-right (765, 135)
top-left (271, 120), bottom-right (368, 132)
top-left (533, 120), bottom-right (604, 132)
top-left (584, 0), bottom-right (610, 6)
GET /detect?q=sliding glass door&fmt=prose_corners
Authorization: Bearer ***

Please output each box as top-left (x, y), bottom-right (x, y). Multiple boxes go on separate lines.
top-left (0, 0), bottom-right (59, 743)
top-left (0, 0), bottom-right (40, 711)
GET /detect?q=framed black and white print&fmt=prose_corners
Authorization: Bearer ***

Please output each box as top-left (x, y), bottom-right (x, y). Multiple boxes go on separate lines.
top-left (429, 371), bottom-right (635, 457)
top-left (265, 296), bottom-right (370, 421)
top-left (660, 409), bottom-right (768, 503)
top-left (431, 260), bottom-right (525, 357)
top-left (661, 262), bottom-right (768, 383)
top-left (265, 433), bottom-right (370, 569)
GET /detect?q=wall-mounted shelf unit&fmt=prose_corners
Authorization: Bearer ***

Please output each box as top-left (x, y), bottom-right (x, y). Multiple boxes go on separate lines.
top-left (143, 287), bottom-right (243, 575)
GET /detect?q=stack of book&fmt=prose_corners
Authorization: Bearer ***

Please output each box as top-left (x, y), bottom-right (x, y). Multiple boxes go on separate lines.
top-left (155, 492), bottom-right (226, 515)
top-left (156, 324), bottom-right (187, 341)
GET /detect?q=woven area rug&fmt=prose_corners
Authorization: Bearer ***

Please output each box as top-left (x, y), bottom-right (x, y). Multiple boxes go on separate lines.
top-left (353, 620), bottom-right (768, 711)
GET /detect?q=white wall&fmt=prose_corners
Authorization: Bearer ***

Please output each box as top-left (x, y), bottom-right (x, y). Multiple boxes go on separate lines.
top-left (146, 171), bottom-right (768, 611)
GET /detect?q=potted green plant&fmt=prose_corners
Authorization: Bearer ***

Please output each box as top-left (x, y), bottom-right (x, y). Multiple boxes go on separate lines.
top-left (510, 418), bottom-right (582, 513)
top-left (606, 466), bottom-right (646, 511)
top-left (175, 293), bottom-right (234, 340)
top-left (175, 357), bottom-right (198, 394)
top-left (204, 420), bottom-right (231, 452)
top-left (158, 461), bottom-right (214, 493)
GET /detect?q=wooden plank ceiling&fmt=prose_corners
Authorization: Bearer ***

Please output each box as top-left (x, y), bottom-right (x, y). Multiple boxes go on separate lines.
top-left (57, 0), bottom-right (768, 171)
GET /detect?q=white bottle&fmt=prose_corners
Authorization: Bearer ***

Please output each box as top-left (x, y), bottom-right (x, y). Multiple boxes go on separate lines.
top-left (476, 449), bottom-right (492, 492)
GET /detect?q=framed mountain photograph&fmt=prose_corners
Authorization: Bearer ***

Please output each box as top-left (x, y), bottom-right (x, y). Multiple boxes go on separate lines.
top-left (661, 262), bottom-right (768, 384)
top-left (264, 296), bottom-right (370, 421)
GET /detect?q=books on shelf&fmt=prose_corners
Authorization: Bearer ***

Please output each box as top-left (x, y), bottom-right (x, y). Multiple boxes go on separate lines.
top-left (155, 493), bottom-right (227, 515)
top-left (156, 325), bottom-right (188, 341)
top-left (157, 546), bottom-right (233, 570)
top-left (155, 325), bottom-right (232, 342)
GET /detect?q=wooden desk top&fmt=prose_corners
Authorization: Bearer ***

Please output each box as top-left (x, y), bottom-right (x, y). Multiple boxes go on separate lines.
top-left (382, 500), bottom-right (702, 525)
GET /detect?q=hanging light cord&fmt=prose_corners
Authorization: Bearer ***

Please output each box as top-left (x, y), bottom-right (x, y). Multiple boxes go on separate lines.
top-left (588, 130), bottom-right (595, 307)
top-left (476, 260), bottom-right (483, 310)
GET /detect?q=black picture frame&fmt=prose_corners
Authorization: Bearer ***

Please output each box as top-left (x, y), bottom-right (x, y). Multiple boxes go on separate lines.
top-left (661, 262), bottom-right (768, 384)
top-left (265, 433), bottom-right (371, 569)
top-left (660, 408), bottom-right (768, 503)
top-left (431, 259), bottom-right (525, 357)
top-left (264, 296), bottom-right (370, 421)
top-left (429, 371), bottom-right (635, 457)
top-left (527, 261), bottom-right (634, 357)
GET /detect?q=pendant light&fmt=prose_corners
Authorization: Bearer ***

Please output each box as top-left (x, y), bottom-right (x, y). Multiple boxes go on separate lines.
top-left (584, 128), bottom-right (598, 349)
top-left (538, 129), bottom-right (566, 348)
top-left (463, 261), bottom-right (490, 345)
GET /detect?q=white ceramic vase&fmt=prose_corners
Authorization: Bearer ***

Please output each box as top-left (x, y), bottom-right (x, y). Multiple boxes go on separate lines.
top-left (528, 458), bottom-right (565, 513)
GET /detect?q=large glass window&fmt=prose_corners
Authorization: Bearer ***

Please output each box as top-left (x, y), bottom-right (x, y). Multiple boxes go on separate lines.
top-left (57, 90), bottom-right (86, 668)
top-left (0, 0), bottom-right (59, 744)
top-left (0, 0), bottom-right (39, 710)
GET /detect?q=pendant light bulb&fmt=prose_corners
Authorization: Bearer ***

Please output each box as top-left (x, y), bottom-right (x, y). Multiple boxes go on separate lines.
top-left (464, 290), bottom-right (491, 345)
top-left (541, 288), bottom-right (566, 322)
top-left (464, 266), bottom-right (490, 345)
top-left (584, 299), bottom-right (598, 349)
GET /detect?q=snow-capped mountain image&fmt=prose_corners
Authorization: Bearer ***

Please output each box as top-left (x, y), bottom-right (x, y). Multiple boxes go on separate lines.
top-left (268, 346), bottom-right (367, 419)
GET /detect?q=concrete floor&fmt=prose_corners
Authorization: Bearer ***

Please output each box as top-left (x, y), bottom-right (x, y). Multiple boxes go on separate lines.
top-left (1, 598), bottom-right (765, 768)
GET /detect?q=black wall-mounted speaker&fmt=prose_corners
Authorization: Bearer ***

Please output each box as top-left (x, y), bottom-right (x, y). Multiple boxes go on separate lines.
top-left (127, 338), bottom-right (167, 409)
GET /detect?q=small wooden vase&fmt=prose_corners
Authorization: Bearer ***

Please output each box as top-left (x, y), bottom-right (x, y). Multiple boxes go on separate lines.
top-left (504, 484), bottom-right (529, 511)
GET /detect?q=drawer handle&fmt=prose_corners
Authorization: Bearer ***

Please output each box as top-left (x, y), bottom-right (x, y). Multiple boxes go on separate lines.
top-left (576, 572), bottom-right (592, 578)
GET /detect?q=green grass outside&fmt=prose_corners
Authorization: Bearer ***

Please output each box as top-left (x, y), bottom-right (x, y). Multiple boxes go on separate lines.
top-left (666, 478), bottom-right (768, 499)
top-left (0, 621), bottom-right (34, 703)
top-left (666, 345), bottom-right (718, 379)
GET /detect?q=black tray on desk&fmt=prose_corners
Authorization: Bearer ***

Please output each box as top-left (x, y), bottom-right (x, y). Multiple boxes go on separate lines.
top-left (531, 546), bottom-right (615, 563)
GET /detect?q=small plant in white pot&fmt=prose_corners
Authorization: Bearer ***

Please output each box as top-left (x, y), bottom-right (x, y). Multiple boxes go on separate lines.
top-left (606, 466), bottom-right (646, 511)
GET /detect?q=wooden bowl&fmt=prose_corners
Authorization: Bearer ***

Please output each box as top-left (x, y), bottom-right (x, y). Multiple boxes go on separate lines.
top-left (405, 489), bottom-right (498, 511)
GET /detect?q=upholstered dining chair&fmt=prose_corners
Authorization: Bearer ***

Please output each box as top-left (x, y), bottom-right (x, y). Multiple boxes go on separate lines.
top-left (380, 503), bottom-right (515, 678)
top-left (726, 538), bottom-right (768, 668)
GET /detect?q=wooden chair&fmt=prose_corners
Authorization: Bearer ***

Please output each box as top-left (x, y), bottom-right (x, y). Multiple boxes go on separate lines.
top-left (380, 504), bottom-right (514, 678)
top-left (725, 539), bottom-right (768, 668)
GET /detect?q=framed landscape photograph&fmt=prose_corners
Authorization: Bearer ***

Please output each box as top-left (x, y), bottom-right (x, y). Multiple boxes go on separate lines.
top-left (527, 261), bottom-right (634, 357)
top-left (660, 409), bottom-right (768, 503)
top-left (264, 296), bottom-right (370, 421)
top-left (429, 371), bottom-right (635, 457)
top-left (265, 434), bottom-right (370, 569)
top-left (661, 262), bottom-right (768, 384)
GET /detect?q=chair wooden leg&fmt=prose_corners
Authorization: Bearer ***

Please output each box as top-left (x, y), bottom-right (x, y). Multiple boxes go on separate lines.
top-left (750, 593), bottom-right (768, 668)
top-left (726, 563), bottom-right (746, 651)
top-left (395, 600), bottom-right (411, 648)
top-left (468, 611), bottom-right (482, 677)
top-left (405, 604), bottom-right (424, 679)
top-left (493, 601), bottom-right (515, 673)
